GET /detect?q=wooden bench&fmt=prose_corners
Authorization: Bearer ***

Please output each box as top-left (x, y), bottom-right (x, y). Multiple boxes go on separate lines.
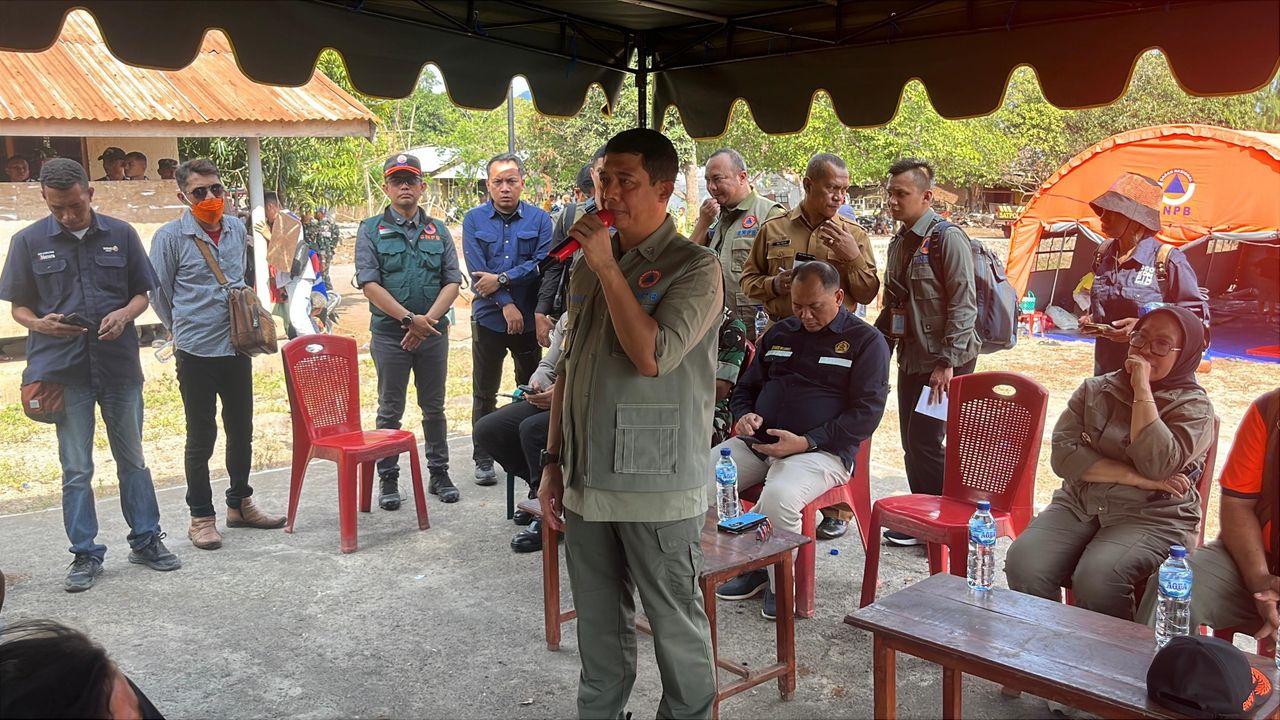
top-left (519, 498), bottom-right (810, 718)
top-left (845, 572), bottom-right (1280, 719)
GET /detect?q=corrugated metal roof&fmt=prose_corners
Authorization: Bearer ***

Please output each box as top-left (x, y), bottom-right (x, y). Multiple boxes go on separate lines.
top-left (0, 10), bottom-right (376, 136)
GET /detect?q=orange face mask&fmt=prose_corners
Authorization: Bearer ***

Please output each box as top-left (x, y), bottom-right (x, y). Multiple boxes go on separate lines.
top-left (189, 196), bottom-right (224, 226)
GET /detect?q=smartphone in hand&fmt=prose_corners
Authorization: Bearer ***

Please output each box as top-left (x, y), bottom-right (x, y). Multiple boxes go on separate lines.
top-left (1080, 322), bottom-right (1113, 334)
top-left (61, 313), bottom-right (96, 330)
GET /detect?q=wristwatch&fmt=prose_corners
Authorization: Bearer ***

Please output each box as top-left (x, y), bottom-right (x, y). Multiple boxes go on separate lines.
top-left (539, 449), bottom-right (560, 467)
top-left (497, 272), bottom-right (510, 287)
top-left (804, 436), bottom-right (819, 453)
top-left (400, 313), bottom-right (415, 329)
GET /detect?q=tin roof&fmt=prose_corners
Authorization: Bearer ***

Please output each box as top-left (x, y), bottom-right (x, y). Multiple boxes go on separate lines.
top-left (0, 10), bottom-right (376, 138)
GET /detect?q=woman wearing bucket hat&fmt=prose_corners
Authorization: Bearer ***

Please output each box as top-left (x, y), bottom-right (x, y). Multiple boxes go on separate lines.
top-left (1079, 172), bottom-right (1209, 375)
top-left (1006, 306), bottom-right (1216, 621)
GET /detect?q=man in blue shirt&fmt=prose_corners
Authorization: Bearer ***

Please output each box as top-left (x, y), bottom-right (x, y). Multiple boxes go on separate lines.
top-left (150, 159), bottom-right (287, 552)
top-left (0, 159), bottom-right (180, 592)
top-left (712, 261), bottom-right (889, 619)
top-left (462, 153), bottom-right (552, 485)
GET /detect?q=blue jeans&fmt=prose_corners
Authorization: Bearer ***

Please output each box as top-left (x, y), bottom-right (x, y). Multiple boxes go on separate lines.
top-left (55, 383), bottom-right (162, 560)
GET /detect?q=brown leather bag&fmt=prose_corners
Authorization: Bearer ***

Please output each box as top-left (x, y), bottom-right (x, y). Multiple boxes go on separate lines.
top-left (191, 236), bottom-right (278, 356)
top-left (21, 381), bottom-right (65, 423)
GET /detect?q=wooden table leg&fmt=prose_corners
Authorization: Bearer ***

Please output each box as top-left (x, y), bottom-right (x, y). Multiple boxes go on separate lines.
top-left (776, 555), bottom-right (797, 700)
top-left (542, 521), bottom-right (562, 651)
top-left (943, 666), bottom-right (962, 719)
top-left (703, 578), bottom-right (721, 720)
top-left (873, 634), bottom-right (896, 720)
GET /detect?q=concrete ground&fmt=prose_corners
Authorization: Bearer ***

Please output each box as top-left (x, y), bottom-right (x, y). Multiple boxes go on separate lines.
top-left (1, 436), bottom-right (1058, 720)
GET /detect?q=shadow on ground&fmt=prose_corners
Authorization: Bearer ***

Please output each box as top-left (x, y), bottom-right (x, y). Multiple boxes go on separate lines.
top-left (1, 436), bottom-right (1056, 720)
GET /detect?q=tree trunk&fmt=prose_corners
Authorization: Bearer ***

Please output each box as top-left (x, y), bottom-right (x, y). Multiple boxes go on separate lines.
top-left (683, 161), bottom-right (699, 229)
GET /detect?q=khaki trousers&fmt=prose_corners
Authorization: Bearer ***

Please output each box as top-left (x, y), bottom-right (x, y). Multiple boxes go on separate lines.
top-left (709, 438), bottom-right (847, 588)
top-left (1005, 500), bottom-right (1194, 621)
top-left (564, 510), bottom-right (716, 720)
top-left (1136, 540), bottom-right (1266, 633)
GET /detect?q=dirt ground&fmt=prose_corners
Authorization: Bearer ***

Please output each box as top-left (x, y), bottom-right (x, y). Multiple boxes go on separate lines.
top-left (2, 225), bottom-right (1276, 543)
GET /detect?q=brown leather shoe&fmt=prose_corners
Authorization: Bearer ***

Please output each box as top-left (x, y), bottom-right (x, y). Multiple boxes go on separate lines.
top-left (188, 516), bottom-right (223, 550)
top-left (226, 498), bottom-right (286, 529)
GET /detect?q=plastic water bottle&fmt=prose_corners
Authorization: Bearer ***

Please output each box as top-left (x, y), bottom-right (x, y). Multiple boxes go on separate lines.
top-left (754, 305), bottom-right (769, 343)
top-left (715, 448), bottom-right (741, 521)
top-left (967, 500), bottom-right (997, 591)
top-left (154, 339), bottom-right (175, 363)
top-left (1155, 545), bottom-right (1193, 650)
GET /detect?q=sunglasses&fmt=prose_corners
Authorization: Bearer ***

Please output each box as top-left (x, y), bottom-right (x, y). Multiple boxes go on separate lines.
top-left (186, 183), bottom-right (226, 201)
top-left (1129, 332), bottom-right (1182, 357)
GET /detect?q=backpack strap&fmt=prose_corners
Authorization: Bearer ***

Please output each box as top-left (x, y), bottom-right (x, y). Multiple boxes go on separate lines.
top-left (1092, 239), bottom-right (1113, 275)
top-left (925, 219), bottom-right (956, 296)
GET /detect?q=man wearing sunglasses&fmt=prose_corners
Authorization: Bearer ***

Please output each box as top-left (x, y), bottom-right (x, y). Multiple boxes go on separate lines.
top-left (150, 159), bottom-right (287, 551)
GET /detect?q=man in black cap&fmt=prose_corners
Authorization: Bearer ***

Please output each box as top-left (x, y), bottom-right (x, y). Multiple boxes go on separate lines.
top-left (96, 147), bottom-right (125, 181)
top-left (157, 159), bottom-right (177, 181)
top-left (354, 152), bottom-right (462, 507)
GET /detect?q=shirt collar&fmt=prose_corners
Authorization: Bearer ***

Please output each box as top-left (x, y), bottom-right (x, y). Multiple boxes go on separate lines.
top-left (1121, 235), bottom-right (1161, 265)
top-left (819, 307), bottom-right (855, 334)
top-left (905, 208), bottom-right (941, 238)
top-left (44, 211), bottom-right (106, 240)
top-left (628, 216), bottom-right (679, 263)
top-left (383, 205), bottom-right (424, 228)
top-left (487, 199), bottom-right (525, 220)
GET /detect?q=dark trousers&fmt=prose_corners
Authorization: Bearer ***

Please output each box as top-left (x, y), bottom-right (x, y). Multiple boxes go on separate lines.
top-left (896, 358), bottom-right (977, 496)
top-left (472, 400), bottom-right (549, 491)
top-left (370, 329), bottom-right (450, 480)
top-left (175, 350), bottom-right (254, 518)
top-left (471, 322), bottom-right (541, 463)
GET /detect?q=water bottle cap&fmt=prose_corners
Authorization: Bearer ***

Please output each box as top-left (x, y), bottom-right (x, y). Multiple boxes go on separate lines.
top-left (720, 448), bottom-right (732, 457)
top-left (1169, 545), bottom-right (1186, 558)
top-left (976, 500), bottom-right (991, 511)
top-left (755, 305), bottom-right (764, 310)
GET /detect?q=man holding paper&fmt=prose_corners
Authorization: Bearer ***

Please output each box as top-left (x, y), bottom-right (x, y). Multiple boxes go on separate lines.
top-left (710, 261), bottom-right (889, 618)
top-left (875, 158), bottom-right (978, 546)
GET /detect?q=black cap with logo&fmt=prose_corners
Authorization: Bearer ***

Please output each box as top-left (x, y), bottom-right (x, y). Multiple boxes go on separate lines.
top-left (383, 153), bottom-right (422, 178)
top-left (97, 146), bottom-right (126, 161)
top-left (1148, 635), bottom-right (1273, 718)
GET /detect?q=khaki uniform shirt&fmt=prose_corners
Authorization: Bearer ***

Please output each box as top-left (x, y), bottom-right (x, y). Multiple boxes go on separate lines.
top-left (740, 205), bottom-right (878, 320)
top-left (706, 191), bottom-right (784, 326)
top-left (1050, 372), bottom-right (1215, 528)
top-left (558, 217), bottom-right (723, 522)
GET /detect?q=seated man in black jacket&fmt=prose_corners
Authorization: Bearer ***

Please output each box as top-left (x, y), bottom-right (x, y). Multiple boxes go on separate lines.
top-left (709, 261), bottom-right (890, 619)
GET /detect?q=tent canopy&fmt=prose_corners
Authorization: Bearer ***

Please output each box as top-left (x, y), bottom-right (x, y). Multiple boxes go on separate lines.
top-left (0, 1), bottom-right (1275, 139)
top-left (1006, 124), bottom-right (1280, 297)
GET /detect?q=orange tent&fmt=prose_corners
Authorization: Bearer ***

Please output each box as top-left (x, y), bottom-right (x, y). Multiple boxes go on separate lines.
top-left (1007, 124), bottom-right (1280, 300)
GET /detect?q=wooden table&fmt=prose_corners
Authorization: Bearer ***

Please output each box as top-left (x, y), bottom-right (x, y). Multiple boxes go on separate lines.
top-left (845, 573), bottom-right (1280, 719)
top-left (519, 499), bottom-right (810, 717)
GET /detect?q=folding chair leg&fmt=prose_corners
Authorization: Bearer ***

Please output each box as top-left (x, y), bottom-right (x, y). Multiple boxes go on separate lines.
top-left (338, 458), bottom-right (359, 553)
top-left (846, 479), bottom-right (872, 552)
top-left (947, 538), bottom-right (968, 579)
top-left (927, 543), bottom-right (946, 575)
top-left (407, 443), bottom-right (430, 531)
top-left (859, 508), bottom-right (884, 608)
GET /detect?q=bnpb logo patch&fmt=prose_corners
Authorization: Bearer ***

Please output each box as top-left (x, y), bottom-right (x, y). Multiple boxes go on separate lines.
top-left (638, 270), bottom-right (662, 288)
top-left (741, 214), bottom-right (757, 229)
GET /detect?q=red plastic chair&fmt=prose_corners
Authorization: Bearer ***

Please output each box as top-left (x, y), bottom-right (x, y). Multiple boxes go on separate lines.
top-left (859, 372), bottom-right (1048, 608)
top-left (281, 335), bottom-right (429, 553)
top-left (741, 439), bottom-right (872, 618)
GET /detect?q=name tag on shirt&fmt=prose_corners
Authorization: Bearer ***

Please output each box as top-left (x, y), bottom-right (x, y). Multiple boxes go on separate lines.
top-left (818, 356), bottom-right (853, 368)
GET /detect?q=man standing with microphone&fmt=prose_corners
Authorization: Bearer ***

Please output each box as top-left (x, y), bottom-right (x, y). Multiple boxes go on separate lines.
top-left (539, 129), bottom-right (722, 718)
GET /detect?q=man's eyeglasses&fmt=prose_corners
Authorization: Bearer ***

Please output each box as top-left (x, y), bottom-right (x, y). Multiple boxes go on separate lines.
top-left (186, 184), bottom-right (225, 201)
top-left (1129, 332), bottom-right (1182, 357)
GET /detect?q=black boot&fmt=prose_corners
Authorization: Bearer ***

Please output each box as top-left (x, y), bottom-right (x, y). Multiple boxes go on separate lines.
top-left (511, 519), bottom-right (543, 553)
top-left (378, 477), bottom-right (401, 511)
top-left (429, 471), bottom-right (460, 503)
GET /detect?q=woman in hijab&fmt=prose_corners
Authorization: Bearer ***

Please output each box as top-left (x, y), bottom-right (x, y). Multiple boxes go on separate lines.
top-left (1006, 306), bottom-right (1215, 620)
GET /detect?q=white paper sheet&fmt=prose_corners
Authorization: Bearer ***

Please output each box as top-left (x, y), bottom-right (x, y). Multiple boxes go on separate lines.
top-left (914, 387), bottom-right (949, 422)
